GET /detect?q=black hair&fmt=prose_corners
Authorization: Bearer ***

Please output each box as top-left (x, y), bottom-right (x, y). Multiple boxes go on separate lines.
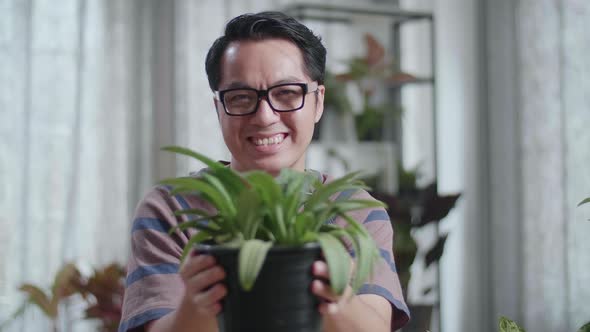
top-left (205, 11), bottom-right (327, 91)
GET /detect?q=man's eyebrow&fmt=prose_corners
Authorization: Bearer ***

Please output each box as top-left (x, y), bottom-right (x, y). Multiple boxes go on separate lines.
top-left (220, 77), bottom-right (307, 90)
top-left (222, 82), bottom-right (250, 90)
top-left (270, 76), bottom-right (306, 85)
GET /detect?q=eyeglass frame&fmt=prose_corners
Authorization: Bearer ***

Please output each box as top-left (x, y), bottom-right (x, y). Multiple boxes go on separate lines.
top-left (214, 81), bottom-right (319, 116)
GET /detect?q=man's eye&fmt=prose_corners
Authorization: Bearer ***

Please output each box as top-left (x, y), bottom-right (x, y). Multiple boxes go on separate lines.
top-left (229, 94), bottom-right (254, 103)
top-left (274, 88), bottom-right (299, 97)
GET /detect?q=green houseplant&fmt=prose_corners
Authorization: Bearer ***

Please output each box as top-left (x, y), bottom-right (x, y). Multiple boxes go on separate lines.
top-left (160, 146), bottom-right (386, 331)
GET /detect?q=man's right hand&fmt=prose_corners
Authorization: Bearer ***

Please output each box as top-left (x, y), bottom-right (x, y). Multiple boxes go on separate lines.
top-left (146, 253), bottom-right (226, 332)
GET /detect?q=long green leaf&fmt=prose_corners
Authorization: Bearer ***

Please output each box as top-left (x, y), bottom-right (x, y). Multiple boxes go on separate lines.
top-left (161, 146), bottom-right (247, 196)
top-left (238, 239), bottom-right (272, 291)
top-left (169, 218), bottom-right (223, 236)
top-left (235, 189), bottom-right (263, 239)
top-left (578, 197), bottom-right (590, 207)
top-left (306, 173), bottom-right (368, 211)
top-left (160, 177), bottom-right (230, 214)
top-left (294, 212), bottom-right (315, 242)
top-left (246, 171), bottom-right (282, 206)
top-left (338, 213), bottom-right (379, 290)
top-left (317, 233), bottom-right (352, 295)
top-left (578, 321), bottom-right (590, 332)
top-left (202, 173), bottom-right (237, 216)
top-left (282, 172), bottom-right (308, 225)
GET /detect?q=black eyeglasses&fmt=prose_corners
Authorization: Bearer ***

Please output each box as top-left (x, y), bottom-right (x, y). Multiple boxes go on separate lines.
top-left (214, 82), bottom-right (319, 116)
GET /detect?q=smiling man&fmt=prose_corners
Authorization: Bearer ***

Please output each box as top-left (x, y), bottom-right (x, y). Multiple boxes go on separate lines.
top-left (119, 11), bottom-right (409, 332)
top-left (213, 38), bottom-right (323, 175)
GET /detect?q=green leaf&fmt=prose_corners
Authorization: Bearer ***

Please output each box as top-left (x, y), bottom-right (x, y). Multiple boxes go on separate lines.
top-left (578, 322), bottom-right (590, 332)
top-left (305, 171), bottom-right (367, 211)
top-left (317, 233), bottom-right (352, 295)
top-left (180, 232), bottom-right (214, 262)
top-left (294, 212), bottom-right (315, 241)
top-left (338, 213), bottom-right (379, 290)
top-left (578, 197), bottom-right (590, 207)
top-left (499, 316), bottom-right (526, 332)
top-left (238, 239), bottom-right (272, 291)
top-left (161, 177), bottom-right (231, 214)
top-left (170, 218), bottom-right (223, 236)
top-left (235, 189), bottom-right (263, 239)
top-left (246, 171), bottom-right (282, 206)
top-left (202, 173), bottom-right (237, 215)
top-left (161, 146), bottom-right (247, 196)
top-left (173, 208), bottom-right (215, 218)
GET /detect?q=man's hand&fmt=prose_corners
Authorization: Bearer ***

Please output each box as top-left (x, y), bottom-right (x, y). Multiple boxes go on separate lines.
top-left (311, 260), bottom-right (392, 332)
top-left (146, 253), bottom-right (226, 332)
top-left (178, 253), bottom-right (227, 316)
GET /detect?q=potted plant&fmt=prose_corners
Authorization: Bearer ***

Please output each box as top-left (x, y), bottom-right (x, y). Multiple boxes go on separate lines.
top-left (160, 146), bottom-right (386, 332)
top-left (333, 34), bottom-right (410, 141)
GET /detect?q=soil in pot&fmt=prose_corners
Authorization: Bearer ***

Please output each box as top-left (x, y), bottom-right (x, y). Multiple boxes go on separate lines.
top-left (195, 243), bottom-right (322, 332)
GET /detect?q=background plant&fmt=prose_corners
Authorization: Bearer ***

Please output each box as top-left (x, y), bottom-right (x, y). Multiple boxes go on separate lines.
top-left (370, 165), bottom-right (460, 295)
top-left (0, 263), bottom-right (125, 332)
top-left (161, 146), bottom-right (385, 295)
top-left (332, 34), bottom-right (412, 141)
top-left (499, 316), bottom-right (590, 332)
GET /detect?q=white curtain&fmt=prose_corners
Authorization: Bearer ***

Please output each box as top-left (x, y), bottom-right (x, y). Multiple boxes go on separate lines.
top-left (0, 0), bottom-right (341, 331)
top-left (0, 0), bottom-right (159, 330)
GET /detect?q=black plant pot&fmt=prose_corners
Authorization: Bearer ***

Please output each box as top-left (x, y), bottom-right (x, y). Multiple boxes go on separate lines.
top-left (195, 243), bottom-right (322, 332)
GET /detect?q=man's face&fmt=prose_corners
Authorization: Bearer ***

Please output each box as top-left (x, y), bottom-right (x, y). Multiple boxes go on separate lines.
top-left (215, 38), bottom-right (324, 175)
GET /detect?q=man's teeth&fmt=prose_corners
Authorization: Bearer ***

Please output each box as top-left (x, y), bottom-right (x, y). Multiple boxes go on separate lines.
top-left (254, 135), bottom-right (284, 146)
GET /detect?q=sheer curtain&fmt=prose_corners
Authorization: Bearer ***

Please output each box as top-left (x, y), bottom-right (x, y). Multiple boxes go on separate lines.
top-left (0, 0), bottom-right (318, 330)
top-left (0, 1), bottom-right (160, 330)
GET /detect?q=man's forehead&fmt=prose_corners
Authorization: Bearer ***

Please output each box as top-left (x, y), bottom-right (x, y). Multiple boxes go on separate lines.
top-left (218, 39), bottom-right (309, 89)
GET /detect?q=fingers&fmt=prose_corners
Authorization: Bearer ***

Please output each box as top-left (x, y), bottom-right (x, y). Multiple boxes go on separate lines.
top-left (311, 279), bottom-right (338, 302)
top-left (179, 253), bottom-right (227, 315)
top-left (311, 260), bottom-right (353, 306)
top-left (187, 264), bottom-right (225, 290)
top-left (179, 254), bottom-right (216, 280)
top-left (191, 283), bottom-right (228, 315)
top-left (312, 260), bottom-right (330, 279)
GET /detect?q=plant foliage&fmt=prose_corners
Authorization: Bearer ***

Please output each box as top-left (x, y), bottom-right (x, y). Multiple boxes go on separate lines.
top-left (162, 146), bottom-right (385, 294)
top-left (0, 263), bottom-right (125, 332)
top-left (498, 316), bottom-right (590, 332)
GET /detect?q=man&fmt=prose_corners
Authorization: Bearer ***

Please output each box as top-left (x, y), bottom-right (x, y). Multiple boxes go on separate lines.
top-left (120, 11), bottom-right (409, 332)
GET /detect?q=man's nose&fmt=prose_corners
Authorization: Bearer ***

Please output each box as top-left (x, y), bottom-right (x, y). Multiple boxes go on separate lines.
top-left (251, 97), bottom-right (280, 125)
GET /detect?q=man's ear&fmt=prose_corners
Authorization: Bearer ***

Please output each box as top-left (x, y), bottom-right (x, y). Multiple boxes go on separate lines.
top-left (314, 84), bottom-right (325, 123)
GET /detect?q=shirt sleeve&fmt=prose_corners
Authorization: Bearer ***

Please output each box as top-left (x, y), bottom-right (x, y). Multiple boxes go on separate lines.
top-left (119, 186), bottom-right (189, 332)
top-left (330, 188), bottom-right (411, 331)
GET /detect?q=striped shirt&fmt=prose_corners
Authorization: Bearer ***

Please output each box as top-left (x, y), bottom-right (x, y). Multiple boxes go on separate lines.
top-left (120, 170), bottom-right (410, 331)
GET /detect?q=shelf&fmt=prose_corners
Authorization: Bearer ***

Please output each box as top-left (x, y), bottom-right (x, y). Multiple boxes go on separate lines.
top-left (306, 142), bottom-right (398, 193)
top-left (386, 76), bottom-right (434, 88)
top-left (284, 3), bottom-right (433, 23)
